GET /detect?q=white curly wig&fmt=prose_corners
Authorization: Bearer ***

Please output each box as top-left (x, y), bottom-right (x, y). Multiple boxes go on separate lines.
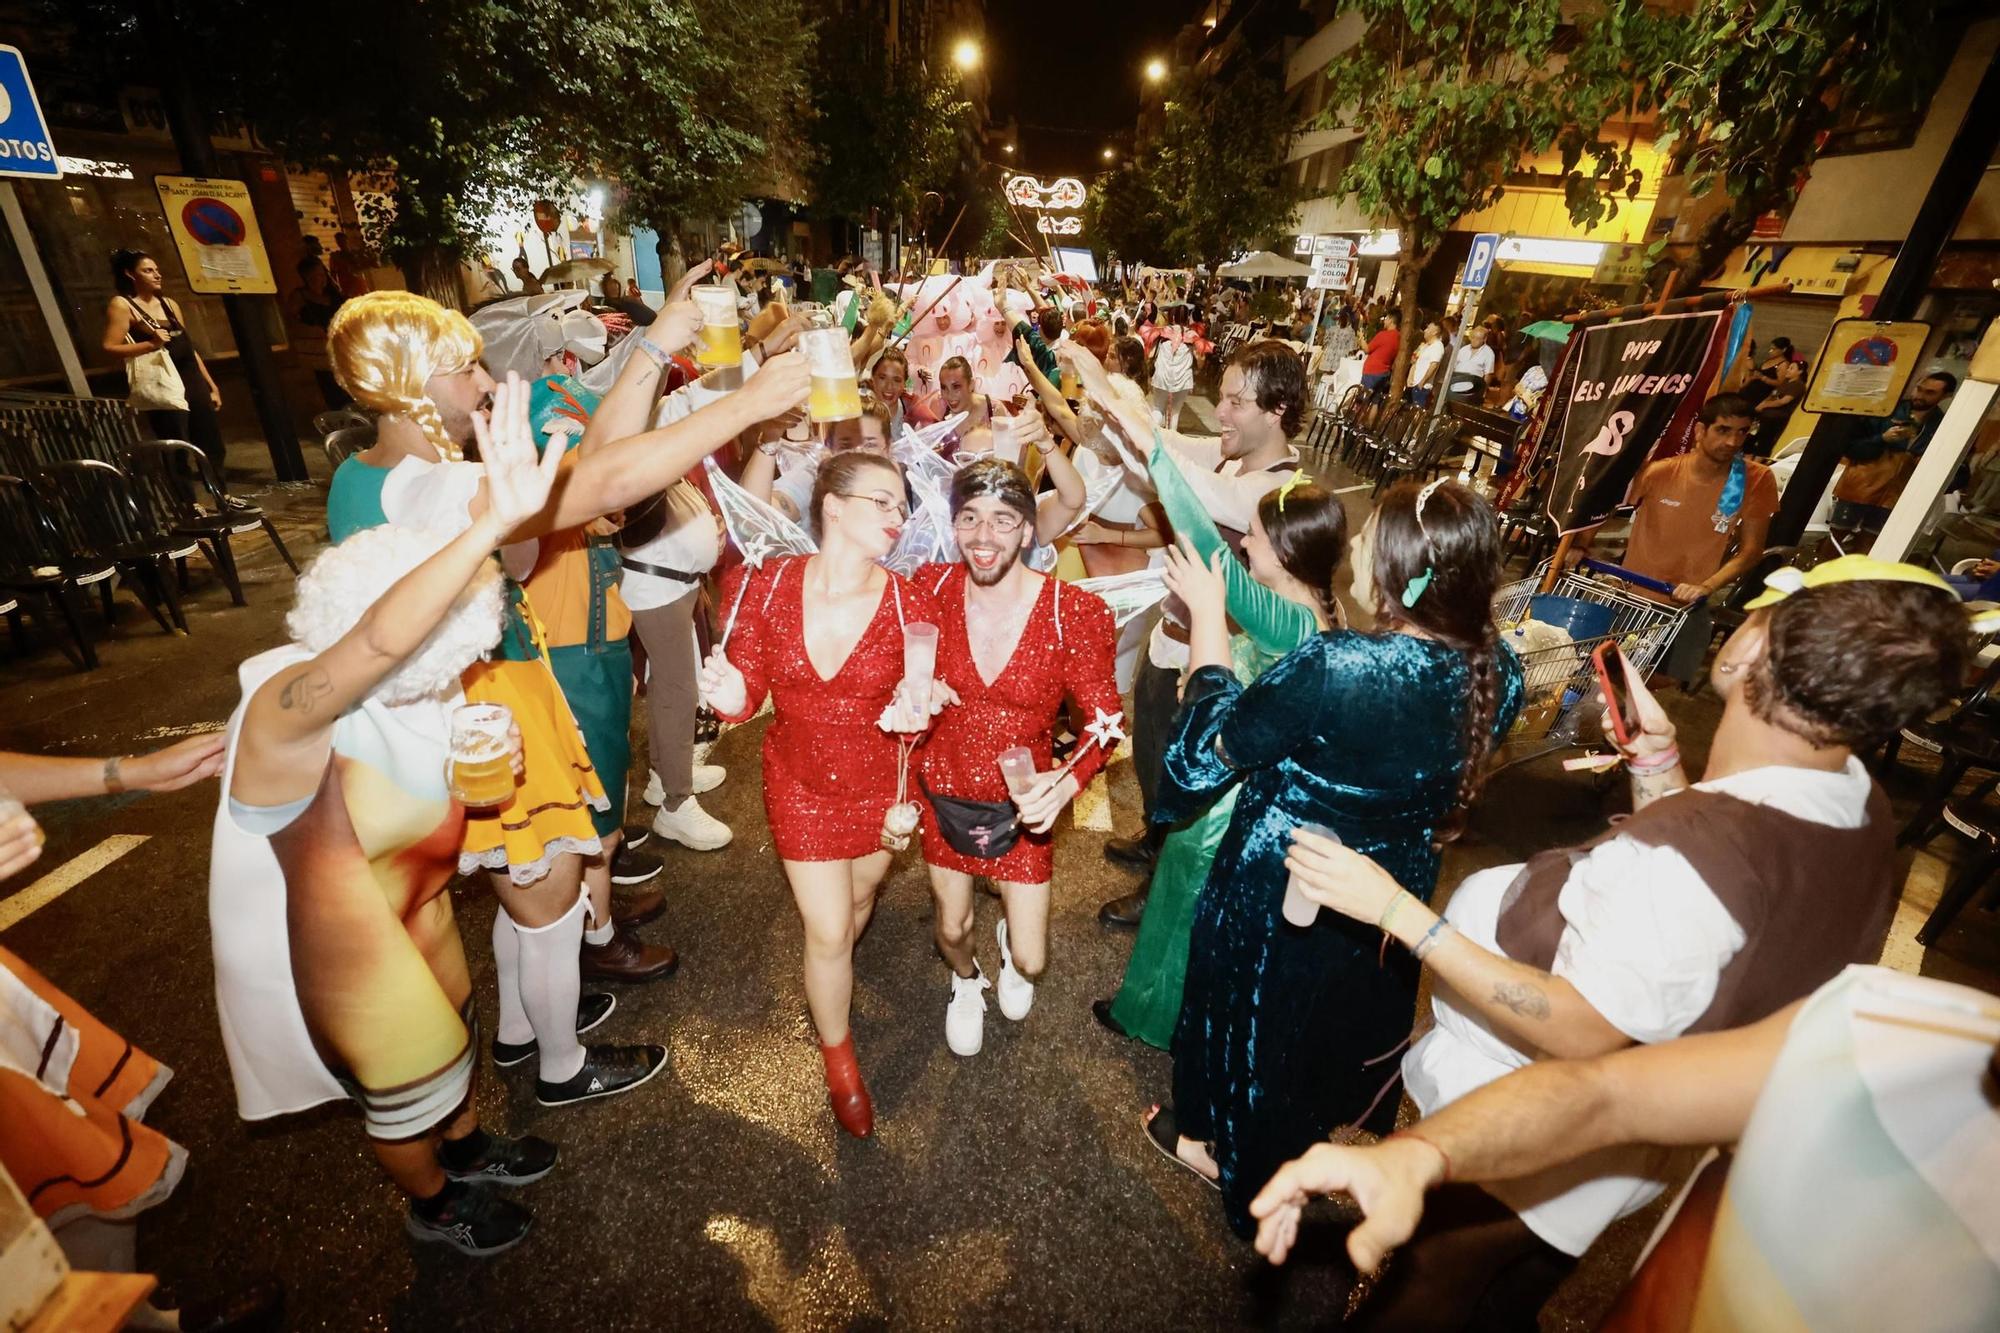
top-left (285, 525), bottom-right (506, 706)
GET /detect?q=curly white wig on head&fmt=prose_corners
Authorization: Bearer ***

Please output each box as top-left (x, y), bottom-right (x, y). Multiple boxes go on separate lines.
top-left (286, 525), bottom-right (505, 706)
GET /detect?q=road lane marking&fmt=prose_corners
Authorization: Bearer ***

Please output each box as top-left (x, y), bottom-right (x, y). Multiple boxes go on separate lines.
top-left (0, 836), bottom-right (151, 932)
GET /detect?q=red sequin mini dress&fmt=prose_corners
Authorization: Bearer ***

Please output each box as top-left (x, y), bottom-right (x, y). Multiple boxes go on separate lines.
top-left (914, 563), bottom-right (1123, 884)
top-left (716, 556), bottom-right (937, 862)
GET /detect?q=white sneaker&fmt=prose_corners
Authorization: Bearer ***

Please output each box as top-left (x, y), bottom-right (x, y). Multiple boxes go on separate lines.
top-left (650, 795), bottom-right (733, 851)
top-left (643, 766), bottom-right (725, 806)
top-left (995, 919), bottom-right (1035, 1021)
top-left (945, 965), bottom-right (991, 1057)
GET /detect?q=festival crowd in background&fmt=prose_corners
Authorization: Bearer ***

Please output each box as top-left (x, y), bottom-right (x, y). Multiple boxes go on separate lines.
top-left (2, 241), bottom-right (1996, 1332)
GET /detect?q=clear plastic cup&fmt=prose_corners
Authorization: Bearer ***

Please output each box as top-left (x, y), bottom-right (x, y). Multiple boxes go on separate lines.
top-left (801, 326), bottom-right (862, 422)
top-left (447, 703), bottom-right (516, 808)
top-left (997, 746), bottom-right (1038, 800)
top-left (1282, 821), bottom-right (1339, 928)
top-left (991, 415), bottom-right (1022, 464)
top-left (691, 285), bottom-right (742, 369)
top-left (902, 622), bottom-right (939, 700)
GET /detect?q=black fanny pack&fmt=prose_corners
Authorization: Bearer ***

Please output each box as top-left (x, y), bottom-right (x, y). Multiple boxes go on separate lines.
top-left (919, 775), bottom-right (1020, 860)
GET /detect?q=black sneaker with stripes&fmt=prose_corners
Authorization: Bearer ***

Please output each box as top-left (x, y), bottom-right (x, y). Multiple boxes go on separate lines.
top-left (405, 1181), bottom-right (534, 1257)
top-left (534, 1042), bottom-right (668, 1107)
top-left (491, 991), bottom-right (616, 1069)
top-left (440, 1132), bottom-right (559, 1187)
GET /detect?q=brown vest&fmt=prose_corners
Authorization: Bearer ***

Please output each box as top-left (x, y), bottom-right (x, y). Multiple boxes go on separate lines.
top-left (1494, 783), bottom-right (1894, 1035)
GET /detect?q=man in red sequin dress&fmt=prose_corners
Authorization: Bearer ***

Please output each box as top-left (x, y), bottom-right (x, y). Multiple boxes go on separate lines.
top-left (915, 458), bottom-right (1123, 1056)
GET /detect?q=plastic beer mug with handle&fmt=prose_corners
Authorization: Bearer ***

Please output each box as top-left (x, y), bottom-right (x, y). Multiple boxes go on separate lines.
top-left (691, 284), bottom-right (742, 369)
top-left (447, 703), bottom-right (517, 808)
top-left (801, 325), bottom-right (862, 423)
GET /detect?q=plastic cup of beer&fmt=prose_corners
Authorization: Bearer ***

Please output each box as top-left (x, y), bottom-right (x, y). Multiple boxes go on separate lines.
top-left (691, 284), bottom-right (742, 369)
top-left (1282, 821), bottom-right (1339, 928)
top-left (447, 703), bottom-right (516, 808)
top-left (997, 746), bottom-right (1039, 802)
top-left (1060, 364), bottom-right (1080, 399)
top-left (801, 326), bottom-right (863, 423)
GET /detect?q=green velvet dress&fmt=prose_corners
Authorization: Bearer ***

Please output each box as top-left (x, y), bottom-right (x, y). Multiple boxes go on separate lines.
top-left (1107, 440), bottom-right (1320, 1048)
top-left (1164, 630), bottom-right (1524, 1237)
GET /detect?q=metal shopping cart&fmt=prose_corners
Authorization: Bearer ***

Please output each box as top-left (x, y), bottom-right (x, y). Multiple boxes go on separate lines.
top-left (1491, 558), bottom-right (1698, 768)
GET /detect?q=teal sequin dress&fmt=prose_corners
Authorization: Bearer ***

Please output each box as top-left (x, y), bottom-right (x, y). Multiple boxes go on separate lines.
top-left (1163, 632), bottom-right (1523, 1236)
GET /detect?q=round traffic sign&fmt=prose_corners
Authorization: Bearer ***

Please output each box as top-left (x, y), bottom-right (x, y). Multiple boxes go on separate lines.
top-left (182, 197), bottom-right (246, 247)
top-left (1843, 335), bottom-right (1898, 366)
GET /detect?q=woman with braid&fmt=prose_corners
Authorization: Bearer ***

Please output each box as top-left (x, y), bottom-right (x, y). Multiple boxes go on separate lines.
top-left (322, 292), bottom-right (808, 1107)
top-left (1139, 479), bottom-right (1523, 1239)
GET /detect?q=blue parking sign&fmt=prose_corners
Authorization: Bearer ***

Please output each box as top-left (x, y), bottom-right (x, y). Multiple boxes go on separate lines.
top-left (1461, 232), bottom-right (1499, 291)
top-left (0, 47), bottom-right (59, 179)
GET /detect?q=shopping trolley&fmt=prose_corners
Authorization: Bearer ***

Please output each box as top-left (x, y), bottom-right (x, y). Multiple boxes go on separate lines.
top-left (1491, 558), bottom-right (1698, 767)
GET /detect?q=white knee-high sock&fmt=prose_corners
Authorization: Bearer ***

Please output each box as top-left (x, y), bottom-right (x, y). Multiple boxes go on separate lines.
top-left (491, 910), bottom-right (534, 1047)
top-left (511, 893), bottom-right (588, 1083)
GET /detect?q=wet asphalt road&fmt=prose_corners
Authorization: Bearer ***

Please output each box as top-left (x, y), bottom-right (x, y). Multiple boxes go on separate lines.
top-left (3, 441), bottom-right (1995, 1331)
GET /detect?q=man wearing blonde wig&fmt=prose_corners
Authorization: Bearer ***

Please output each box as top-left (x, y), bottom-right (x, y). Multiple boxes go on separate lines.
top-left (211, 421), bottom-right (564, 1254)
top-left (322, 291), bottom-right (810, 1106)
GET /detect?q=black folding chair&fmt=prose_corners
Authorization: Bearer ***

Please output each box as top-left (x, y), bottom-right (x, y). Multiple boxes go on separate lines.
top-left (322, 425), bottom-right (372, 475)
top-left (313, 407), bottom-right (373, 440)
top-left (0, 474), bottom-right (107, 670)
top-left (124, 439), bottom-right (298, 605)
top-left (34, 459), bottom-right (192, 635)
top-left (1886, 655), bottom-right (2000, 848)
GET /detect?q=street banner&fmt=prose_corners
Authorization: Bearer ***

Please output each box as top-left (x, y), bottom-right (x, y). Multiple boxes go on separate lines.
top-left (1546, 308), bottom-right (1726, 533)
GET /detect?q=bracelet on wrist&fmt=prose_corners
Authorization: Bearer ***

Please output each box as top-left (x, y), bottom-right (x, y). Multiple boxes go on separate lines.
top-left (1627, 745), bottom-right (1681, 776)
top-left (636, 338), bottom-right (672, 369)
top-left (1378, 889), bottom-right (1412, 935)
top-left (1411, 917), bottom-right (1455, 962)
top-left (103, 755), bottom-right (126, 795)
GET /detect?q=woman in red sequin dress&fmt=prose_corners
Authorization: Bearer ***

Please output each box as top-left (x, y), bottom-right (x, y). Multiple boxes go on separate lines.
top-left (915, 458), bottom-right (1123, 1058)
top-left (699, 451), bottom-right (938, 1137)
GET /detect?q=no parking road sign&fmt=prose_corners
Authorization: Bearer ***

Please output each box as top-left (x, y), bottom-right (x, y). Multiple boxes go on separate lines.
top-left (155, 175), bottom-right (276, 294)
top-left (0, 45), bottom-right (60, 179)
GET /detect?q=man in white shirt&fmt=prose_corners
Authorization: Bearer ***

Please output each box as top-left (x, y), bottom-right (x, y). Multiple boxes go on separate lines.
top-left (1406, 321), bottom-right (1445, 407)
top-left (1063, 339), bottom-right (1306, 926)
top-left (1278, 557), bottom-right (1976, 1328)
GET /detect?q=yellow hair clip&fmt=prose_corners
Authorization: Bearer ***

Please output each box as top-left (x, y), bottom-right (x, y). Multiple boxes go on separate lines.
top-left (1274, 468), bottom-right (1313, 512)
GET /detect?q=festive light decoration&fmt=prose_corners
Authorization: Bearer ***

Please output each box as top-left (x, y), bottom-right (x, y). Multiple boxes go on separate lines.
top-left (1005, 175), bottom-right (1087, 210)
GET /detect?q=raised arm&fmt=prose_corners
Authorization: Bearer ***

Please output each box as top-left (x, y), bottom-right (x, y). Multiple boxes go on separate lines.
top-left (1017, 333), bottom-right (1085, 443)
top-left (1250, 1002), bottom-right (1795, 1268)
top-left (234, 414), bottom-right (564, 807)
top-left (1033, 430), bottom-right (1089, 543)
top-left (576, 291), bottom-right (705, 455)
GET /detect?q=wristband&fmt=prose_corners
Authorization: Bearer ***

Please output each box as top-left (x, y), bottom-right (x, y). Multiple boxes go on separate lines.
top-left (103, 755), bottom-right (126, 795)
top-left (1627, 745), bottom-right (1681, 776)
top-left (1391, 1130), bottom-right (1452, 1184)
top-left (636, 338), bottom-right (672, 370)
top-left (1411, 917), bottom-right (1455, 962)
top-left (1378, 889), bottom-right (1412, 935)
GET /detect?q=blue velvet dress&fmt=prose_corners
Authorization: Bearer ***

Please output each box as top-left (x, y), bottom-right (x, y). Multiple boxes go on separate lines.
top-left (1161, 631), bottom-right (1524, 1236)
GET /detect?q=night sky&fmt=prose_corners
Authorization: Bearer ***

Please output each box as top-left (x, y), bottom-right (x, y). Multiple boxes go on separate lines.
top-left (983, 0), bottom-right (1197, 177)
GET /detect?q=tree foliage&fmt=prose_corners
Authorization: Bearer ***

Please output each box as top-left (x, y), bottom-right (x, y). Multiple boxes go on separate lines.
top-left (74, 0), bottom-right (813, 297)
top-left (1315, 0), bottom-right (1638, 387)
top-left (1569, 0), bottom-right (1948, 288)
top-left (1085, 54), bottom-right (1299, 270)
top-left (807, 25), bottom-right (974, 230)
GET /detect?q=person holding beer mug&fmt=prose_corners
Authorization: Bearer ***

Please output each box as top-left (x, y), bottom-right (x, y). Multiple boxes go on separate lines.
top-left (208, 421), bottom-right (575, 1257)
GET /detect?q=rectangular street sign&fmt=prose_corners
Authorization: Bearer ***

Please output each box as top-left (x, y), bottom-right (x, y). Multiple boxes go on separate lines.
top-left (155, 175), bottom-right (278, 294)
top-left (1309, 253), bottom-right (1353, 291)
top-left (0, 46), bottom-right (60, 179)
top-left (1293, 233), bottom-right (1315, 256)
top-left (1461, 232), bottom-right (1500, 290)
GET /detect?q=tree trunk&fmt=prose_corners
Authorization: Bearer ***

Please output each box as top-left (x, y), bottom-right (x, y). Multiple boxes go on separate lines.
top-left (1387, 246), bottom-right (1428, 398)
top-left (399, 244), bottom-right (466, 310)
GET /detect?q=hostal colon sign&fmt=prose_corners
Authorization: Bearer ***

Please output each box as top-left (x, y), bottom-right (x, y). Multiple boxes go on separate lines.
top-left (1006, 175), bottom-right (1085, 235)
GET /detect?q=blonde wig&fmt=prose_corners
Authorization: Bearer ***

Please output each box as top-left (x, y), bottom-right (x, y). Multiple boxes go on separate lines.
top-left (286, 524), bottom-right (505, 706)
top-left (328, 291), bottom-right (484, 461)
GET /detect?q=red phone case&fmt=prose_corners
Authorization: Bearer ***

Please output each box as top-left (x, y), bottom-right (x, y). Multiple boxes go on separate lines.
top-left (1591, 643), bottom-right (1635, 748)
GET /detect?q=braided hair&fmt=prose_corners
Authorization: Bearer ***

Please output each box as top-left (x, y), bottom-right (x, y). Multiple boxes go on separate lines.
top-left (1366, 479), bottom-right (1506, 842)
top-left (327, 291), bottom-right (483, 461)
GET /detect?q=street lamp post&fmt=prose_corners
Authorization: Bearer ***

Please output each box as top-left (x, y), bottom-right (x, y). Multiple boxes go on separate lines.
top-left (952, 38), bottom-right (981, 72)
top-left (1144, 58), bottom-right (1167, 83)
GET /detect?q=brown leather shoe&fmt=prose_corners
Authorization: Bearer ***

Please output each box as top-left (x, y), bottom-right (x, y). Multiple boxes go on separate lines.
top-left (581, 927), bottom-right (679, 983)
top-left (612, 886), bottom-right (665, 929)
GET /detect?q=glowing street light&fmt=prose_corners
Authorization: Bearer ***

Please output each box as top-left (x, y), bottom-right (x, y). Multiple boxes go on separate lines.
top-left (1102, 147), bottom-right (1116, 162)
top-left (1002, 144), bottom-right (1015, 154)
top-left (1144, 58), bottom-right (1167, 82)
top-left (952, 38), bottom-right (981, 71)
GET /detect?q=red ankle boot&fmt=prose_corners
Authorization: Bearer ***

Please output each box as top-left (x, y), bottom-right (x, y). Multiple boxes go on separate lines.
top-left (819, 1033), bottom-right (873, 1137)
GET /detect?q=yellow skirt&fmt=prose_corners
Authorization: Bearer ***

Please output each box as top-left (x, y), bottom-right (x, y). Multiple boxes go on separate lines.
top-left (459, 654), bottom-right (608, 885)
